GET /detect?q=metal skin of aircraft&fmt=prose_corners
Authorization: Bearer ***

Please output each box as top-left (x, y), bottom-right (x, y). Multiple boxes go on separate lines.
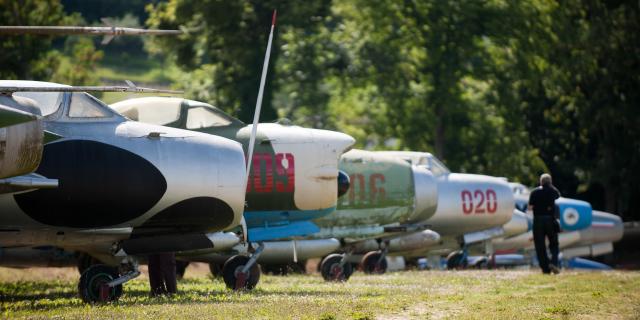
top-left (0, 80), bottom-right (248, 302)
top-left (370, 151), bottom-right (515, 268)
top-left (183, 149), bottom-right (515, 282)
top-left (110, 97), bottom-right (355, 289)
top-left (179, 149), bottom-right (441, 282)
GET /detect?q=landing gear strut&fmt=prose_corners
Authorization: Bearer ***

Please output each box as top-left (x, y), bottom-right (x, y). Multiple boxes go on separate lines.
top-left (222, 243), bottom-right (264, 290)
top-left (78, 259), bottom-right (140, 303)
top-left (320, 253), bottom-right (353, 282)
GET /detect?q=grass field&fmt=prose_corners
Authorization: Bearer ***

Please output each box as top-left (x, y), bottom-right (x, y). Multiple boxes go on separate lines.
top-left (0, 265), bottom-right (639, 319)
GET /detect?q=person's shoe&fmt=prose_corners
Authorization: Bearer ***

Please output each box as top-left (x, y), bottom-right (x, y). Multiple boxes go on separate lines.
top-left (550, 265), bottom-right (560, 274)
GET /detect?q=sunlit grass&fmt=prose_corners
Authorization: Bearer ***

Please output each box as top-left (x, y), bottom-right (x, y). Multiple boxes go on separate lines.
top-left (0, 267), bottom-right (638, 319)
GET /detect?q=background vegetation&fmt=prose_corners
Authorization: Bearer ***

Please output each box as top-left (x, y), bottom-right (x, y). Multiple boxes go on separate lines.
top-left (0, 0), bottom-right (638, 221)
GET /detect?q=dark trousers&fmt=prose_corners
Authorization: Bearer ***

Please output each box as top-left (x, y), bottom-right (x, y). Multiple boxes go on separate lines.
top-left (148, 253), bottom-right (177, 295)
top-left (533, 216), bottom-right (559, 273)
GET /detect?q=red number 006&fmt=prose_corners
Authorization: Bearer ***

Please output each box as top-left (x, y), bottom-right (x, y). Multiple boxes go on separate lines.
top-left (461, 189), bottom-right (497, 214)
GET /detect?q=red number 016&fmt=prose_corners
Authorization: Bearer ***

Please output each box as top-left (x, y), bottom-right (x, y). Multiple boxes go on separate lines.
top-left (461, 189), bottom-right (497, 214)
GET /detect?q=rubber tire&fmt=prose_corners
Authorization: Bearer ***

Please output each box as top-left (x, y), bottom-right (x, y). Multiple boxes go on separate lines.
top-left (176, 260), bottom-right (189, 280)
top-left (222, 255), bottom-right (261, 290)
top-left (320, 254), bottom-right (353, 282)
top-left (360, 251), bottom-right (388, 274)
top-left (446, 251), bottom-right (468, 270)
top-left (78, 264), bottom-right (123, 303)
top-left (209, 262), bottom-right (223, 278)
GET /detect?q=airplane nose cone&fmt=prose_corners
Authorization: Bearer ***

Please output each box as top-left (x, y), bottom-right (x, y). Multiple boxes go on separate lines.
top-left (310, 129), bottom-right (356, 155)
top-left (409, 165), bottom-right (438, 222)
top-left (429, 173), bottom-right (514, 234)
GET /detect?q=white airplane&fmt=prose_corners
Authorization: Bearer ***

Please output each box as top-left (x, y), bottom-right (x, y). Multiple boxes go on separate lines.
top-left (0, 80), bottom-right (247, 302)
top-left (376, 151), bottom-right (520, 269)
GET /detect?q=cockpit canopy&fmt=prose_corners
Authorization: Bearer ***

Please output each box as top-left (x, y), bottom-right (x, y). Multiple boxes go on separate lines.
top-left (111, 97), bottom-right (243, 130)
top-left (380, 151), bottom-right (451, 177)
top-left (1, 80), bottom-right (120, 121)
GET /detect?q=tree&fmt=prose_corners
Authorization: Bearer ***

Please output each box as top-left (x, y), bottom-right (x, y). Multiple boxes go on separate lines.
top-left (147, 0), bottom-right (332, 123)
top-left (0, 0), bottom-right (77, 80)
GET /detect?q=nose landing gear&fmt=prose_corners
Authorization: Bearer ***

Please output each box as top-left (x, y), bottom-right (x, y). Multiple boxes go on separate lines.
top-left (78, 259), bottom-right (140, 303)
top-left (222, 243), bottom-right (264, 290)
top-left (78, 265), bottom-right (122, 303)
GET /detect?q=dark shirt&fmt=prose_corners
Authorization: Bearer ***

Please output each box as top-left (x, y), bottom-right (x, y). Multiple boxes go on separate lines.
top-left (528, 185), bottom-right (560, 217)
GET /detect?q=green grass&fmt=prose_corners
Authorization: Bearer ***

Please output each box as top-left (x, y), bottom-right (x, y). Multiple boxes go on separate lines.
top-left (1, 267), bottom-right (639, 319)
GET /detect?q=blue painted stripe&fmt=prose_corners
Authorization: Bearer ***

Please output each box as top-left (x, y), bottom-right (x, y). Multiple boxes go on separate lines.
top-left (248, 221), bottom-right (320, 242)
top-left (243, 206), bottom-right (336, 228)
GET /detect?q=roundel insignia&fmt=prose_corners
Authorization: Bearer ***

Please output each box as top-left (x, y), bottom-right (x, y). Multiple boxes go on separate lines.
top-left (563, 207), bottom-right (579, 226)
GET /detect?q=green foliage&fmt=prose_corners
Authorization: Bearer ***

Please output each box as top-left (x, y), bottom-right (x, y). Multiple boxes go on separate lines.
top-left (147, 0), bottom-right (333, 123)
top-left (50, 38), bottom-right (104, 86)
top-left (0, 0), bottom-right (79, 80)
top-left (493, 1), bottom-right (640, 216)
top-left (1, 0), bottom-right (637, 218)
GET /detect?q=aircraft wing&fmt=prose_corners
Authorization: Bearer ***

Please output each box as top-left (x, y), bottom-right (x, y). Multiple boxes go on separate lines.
top-left (0, 104), bottom-right (37, 128)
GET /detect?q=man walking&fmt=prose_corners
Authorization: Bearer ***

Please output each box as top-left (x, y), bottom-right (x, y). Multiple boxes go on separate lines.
top-left (528, 173), bottom-right (561, 274)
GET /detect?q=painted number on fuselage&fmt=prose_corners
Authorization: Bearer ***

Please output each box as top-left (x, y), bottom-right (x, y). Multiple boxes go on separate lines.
top-left (348, 173), bottom-right (385, 204)
top-left (461, 189), bottom-right (497, 214)
top-left (247, 153), bottom-right (295, 193)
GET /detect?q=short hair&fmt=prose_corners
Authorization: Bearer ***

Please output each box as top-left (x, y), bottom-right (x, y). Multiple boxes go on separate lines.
top-left (540, 173), bottom-right (552, 186)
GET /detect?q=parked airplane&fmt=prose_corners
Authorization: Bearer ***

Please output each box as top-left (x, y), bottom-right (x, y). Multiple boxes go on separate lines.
top-left (373, 151), bottom-right (517, 268)
top-left (110, 97), bottom-right (354, 289)
top-left (0, 80), bottom-right (247, 302)
top-left (180, 149), bottom-right (515, 283)
top-left (173, 149), bottom-right (440, 282)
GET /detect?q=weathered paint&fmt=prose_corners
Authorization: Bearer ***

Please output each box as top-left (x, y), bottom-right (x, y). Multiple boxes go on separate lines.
top-left (312, 149), bottom-right (422, 240)
top-left (0, 120), bottom-right (43, 179)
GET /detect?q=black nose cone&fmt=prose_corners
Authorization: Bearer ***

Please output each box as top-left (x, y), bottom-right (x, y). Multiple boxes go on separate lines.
top-left (337, 170), bottom-right (350, 198)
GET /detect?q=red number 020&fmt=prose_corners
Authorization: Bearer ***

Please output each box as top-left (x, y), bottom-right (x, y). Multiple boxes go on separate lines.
top-left (461, 189), bottom-right (497, 214)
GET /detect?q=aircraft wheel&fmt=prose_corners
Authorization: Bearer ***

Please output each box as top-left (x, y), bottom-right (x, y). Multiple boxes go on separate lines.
top-left (209, 262), bottom-right (223, 278)
top-left (446, 251), bottom-right (468, 270)
top-left (176, 260), bottom-right (190, 280)
top-left (320, 254), bottom-right (353, 282)
top-left (78, 264), bottom-right (122, 303)
top-left (360, 251), bottom-right (388, 274)
top-left (222, 255), bottom-right (261, 290)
